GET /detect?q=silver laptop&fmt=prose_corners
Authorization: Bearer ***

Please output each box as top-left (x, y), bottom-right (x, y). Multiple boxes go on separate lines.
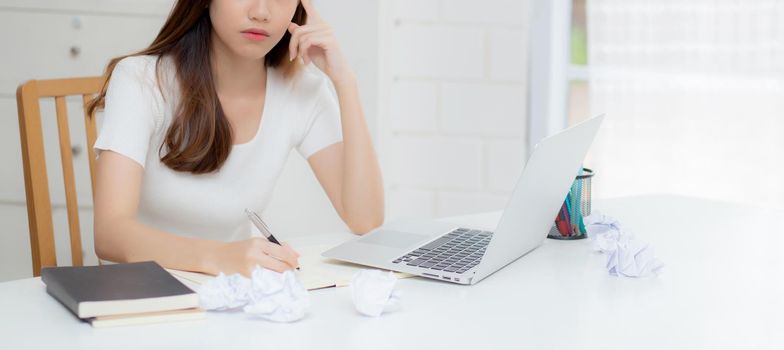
top-left (323, 115), bottom-right (604, 285)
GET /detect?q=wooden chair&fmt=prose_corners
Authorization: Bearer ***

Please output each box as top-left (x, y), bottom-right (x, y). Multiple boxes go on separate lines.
top-left (16, 77), bottom-right (106, 276)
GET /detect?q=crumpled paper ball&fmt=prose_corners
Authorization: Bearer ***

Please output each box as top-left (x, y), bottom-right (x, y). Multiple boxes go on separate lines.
top-left (604, 235), bottom-right (664, 277)
top-left (350, 269), bottom-right (401, 317)
top-left (198, 272), bottom-right (252, 310)
top-left (243, 267), bottom-right (310, 322)
top-left (198, 266), bottom-right (310, 322)
top-left (583, 213), bottom-right (664, 277)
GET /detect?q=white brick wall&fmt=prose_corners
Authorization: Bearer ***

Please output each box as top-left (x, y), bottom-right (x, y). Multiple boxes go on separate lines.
top-left (440, 82), bottom-right (527, 136)
top-left (489, 28), bottom-right (529, 82)
top-left (384, 135), bottom-right (483, 189)
top-left (381, 0), bottom-right (530, 221)
top-left (442, 0), bottom-right (529, 25)
top-left (389, 81), bottom-right (438, 132)
top-left (390, 25), bottom-right (485, 79)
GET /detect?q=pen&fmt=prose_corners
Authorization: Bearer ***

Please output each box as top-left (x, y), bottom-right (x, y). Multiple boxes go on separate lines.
top-left (563, 196), bottom-right (573, 236)
top-left (569, 179), bottom-right (579, 235)
top-left (576, 168), bottom-right (586, 235)
top-left (244, 208), bottom-right (299, 270)
top-left (557, 201), bottom-right (570, 237)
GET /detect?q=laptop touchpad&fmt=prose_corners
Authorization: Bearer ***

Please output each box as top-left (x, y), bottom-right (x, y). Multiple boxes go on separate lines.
top-left (358, 230), bottom-right (428, 249)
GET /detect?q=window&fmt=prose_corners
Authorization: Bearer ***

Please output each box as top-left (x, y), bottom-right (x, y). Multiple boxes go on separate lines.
top-left (530, 0), bottom-right (784, 207)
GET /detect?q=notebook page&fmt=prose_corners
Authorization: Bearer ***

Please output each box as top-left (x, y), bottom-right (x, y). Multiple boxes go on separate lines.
top-left (166, 244), bottom-right (412, 291)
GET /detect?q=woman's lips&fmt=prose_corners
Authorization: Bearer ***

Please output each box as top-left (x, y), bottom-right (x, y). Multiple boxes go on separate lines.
top-left (241, 30), bottom-right (269, 41)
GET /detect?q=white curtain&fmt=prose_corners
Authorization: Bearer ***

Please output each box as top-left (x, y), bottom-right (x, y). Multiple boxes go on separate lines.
top-left (587, 0), bottom-right (784, 207)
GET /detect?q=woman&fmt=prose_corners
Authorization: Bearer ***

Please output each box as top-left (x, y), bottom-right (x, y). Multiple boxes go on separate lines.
top-left (88, 0), bottom-right (384, 277)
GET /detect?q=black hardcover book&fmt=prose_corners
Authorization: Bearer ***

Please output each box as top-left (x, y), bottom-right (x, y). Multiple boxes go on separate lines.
top-left (41, 261), bottom-right (199, 319)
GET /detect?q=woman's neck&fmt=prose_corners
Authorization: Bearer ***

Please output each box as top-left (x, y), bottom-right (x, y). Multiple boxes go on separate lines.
top-left (210, 33), bottom-right (267, 96)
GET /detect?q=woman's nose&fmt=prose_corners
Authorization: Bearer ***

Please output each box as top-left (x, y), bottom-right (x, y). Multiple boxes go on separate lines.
top-left (248, 0), bottom-right (271, 23)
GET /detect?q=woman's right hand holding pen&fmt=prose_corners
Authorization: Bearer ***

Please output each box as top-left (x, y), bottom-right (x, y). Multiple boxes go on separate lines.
top-left (202, 238), bottom-right (300, 277)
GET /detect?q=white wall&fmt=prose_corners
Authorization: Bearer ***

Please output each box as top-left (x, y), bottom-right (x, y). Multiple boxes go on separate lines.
top-left (379, 0), bottom-right (531, 221)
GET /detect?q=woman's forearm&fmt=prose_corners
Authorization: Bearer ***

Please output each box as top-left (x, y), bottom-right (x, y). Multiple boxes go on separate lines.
top-left (333, 77), bottom-right (385, 233)
top-left (287, 3), bottom-right (384, 234)
top-left (95, 217), bottom-right (220, 273)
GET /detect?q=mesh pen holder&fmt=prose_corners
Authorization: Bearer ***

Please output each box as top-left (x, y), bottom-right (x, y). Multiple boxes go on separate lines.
top-left (547, 168), bottom-right (594, 240)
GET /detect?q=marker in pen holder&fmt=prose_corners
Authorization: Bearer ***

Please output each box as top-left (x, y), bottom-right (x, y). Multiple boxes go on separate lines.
top-left (547, 168), bottom-right (593, 240)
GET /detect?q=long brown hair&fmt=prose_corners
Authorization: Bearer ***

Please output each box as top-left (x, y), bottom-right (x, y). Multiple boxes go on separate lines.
top-left (87, 0), bottom-right (307, 174)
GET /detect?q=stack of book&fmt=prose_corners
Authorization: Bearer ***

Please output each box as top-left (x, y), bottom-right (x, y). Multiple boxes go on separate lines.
top-left (41, 261), bottom-right (204, 328)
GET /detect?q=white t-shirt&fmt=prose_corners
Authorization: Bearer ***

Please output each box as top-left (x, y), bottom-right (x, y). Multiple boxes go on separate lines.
top-left (93, 55), bottom-right (343, 242)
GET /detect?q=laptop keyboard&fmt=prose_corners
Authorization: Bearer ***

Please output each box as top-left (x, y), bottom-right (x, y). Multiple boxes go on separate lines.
top-left (391, 228), bottom-right (492, 274)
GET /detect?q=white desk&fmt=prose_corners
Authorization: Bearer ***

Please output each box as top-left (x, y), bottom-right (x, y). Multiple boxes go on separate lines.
top-left (2, 195), bottom-right (782, 350)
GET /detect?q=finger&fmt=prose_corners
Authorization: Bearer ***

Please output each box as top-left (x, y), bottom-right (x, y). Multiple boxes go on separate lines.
top-left (256, 253), bottom-right (291, 273)
top-left (298, 33), bottom-right (331, 65)
top-left (269, 247), bottom-right (298, 269)
top-left (261, 241), bottom-right (299, 268)
top-left (297, 32), bottom-right (326, 59)
top-left (288, 23), bottom-right (322, 61)
top-left (300, 0), bottom-right (322, 23)
top-left (288, 23), bottom-right (300, 61)
top-left (282, 242), bottom-right (300, 258)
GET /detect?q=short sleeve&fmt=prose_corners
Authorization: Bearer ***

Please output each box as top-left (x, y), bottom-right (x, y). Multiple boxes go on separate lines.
top-left (93, 57), bottom-right (162, 168)
top-left (295, 79), bottom-right (343, 159)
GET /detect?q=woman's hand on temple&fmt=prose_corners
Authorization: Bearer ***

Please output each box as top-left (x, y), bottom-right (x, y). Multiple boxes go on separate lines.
top-left (288, 0), bottom-right (354, 86)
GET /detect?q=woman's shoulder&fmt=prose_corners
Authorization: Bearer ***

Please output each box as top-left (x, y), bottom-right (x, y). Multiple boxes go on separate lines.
top-left (114, 55), bottom-right (159, 79)
top-left (113, 55), bottom-right (176, 89)
top-left (112, 55), bottom-right (178, 105)
top-left (107, 55), bottom-right (174, 125)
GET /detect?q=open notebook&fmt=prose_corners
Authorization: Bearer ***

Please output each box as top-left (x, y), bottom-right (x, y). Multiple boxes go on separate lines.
top-left (167, 244), bottom-right (413, 290)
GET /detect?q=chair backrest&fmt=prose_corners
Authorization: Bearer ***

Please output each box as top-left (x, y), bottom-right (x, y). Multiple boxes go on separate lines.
top-left (16, 77), bottom-right (105, 276)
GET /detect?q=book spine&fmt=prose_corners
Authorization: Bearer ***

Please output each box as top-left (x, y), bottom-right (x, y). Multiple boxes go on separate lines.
top-left (41, 270), bottom-right (82, 318)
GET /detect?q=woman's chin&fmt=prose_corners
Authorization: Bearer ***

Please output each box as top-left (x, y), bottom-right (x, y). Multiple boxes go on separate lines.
top-left (229, 45), bottom-right (273, 61)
